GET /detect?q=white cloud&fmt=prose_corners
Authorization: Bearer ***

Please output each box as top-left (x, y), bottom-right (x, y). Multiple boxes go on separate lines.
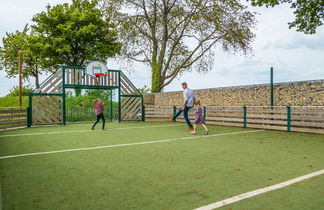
top-left (0, 0), bottom-right (71, 96)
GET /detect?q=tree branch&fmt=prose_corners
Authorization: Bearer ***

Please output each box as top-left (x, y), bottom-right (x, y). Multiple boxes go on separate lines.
top-left (164, 30), bottom-right (220, 80)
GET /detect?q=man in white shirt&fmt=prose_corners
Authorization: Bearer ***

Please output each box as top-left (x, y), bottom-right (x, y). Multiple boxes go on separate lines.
top-left (170, 82), bottom-right (195, 130)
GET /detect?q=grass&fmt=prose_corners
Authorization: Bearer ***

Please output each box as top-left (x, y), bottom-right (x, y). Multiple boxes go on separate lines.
top-left (0, 96), bottom-right (29, 107)
top-left (0, 122), bottom-right (323, 209)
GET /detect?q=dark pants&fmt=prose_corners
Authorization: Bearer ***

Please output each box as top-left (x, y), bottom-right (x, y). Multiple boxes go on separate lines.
top-left (173, 106), bottom-right (193, 127)
top-left (92, 113), bottom-right (105, 129)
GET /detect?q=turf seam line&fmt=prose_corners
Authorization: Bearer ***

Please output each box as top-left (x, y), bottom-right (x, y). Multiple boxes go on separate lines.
top-left (0, 124), bottom-right (184, 138)
top-left (0, 130), bottom-right (263, 159)
top-left (194, 169), bottom-right (324, 210)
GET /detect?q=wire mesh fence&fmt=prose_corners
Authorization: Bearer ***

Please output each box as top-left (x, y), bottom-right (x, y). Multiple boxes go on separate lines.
top-left (66, 106), bottom-right (118, 122)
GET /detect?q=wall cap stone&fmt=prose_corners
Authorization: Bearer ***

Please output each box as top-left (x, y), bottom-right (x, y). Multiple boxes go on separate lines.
top-left (144, 79), bottom-right (324, 94)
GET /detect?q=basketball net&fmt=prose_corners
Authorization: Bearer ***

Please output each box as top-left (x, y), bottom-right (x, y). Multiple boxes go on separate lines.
top-left (93, 72), bottom-right (108, 85)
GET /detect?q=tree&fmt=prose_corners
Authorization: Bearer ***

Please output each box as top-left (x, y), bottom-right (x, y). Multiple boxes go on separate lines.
top-left (101, 0), bottom-right (256, 92)
top-left (248, 0), bottom-right (324, 34)
top-left (85, 89), bottom-right (111, 99)
top-left (137, 85), bottom-right (151, 93)
top-left (31, 0), bottom-right (121, 68)
top-left (0, 25), bottom-right (48, 88)
top-left (6, 85), bottom-right (34, 97)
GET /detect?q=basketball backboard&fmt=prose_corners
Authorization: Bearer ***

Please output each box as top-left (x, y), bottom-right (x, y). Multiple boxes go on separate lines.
top-left (85, 61), bottom-right (109, 77)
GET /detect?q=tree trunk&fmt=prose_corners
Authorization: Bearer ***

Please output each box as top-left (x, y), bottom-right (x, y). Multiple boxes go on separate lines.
top-left (35, 72), bottom-right (40, 89)
top-left (32, 70), bottom-right (40, 89)
top-left (151, 59), bottom-right (163, 93)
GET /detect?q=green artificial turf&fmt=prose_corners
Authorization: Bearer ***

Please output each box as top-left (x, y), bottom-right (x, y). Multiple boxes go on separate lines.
top-left (219, 174), bottom-right (324, 210)
top-left (0, 122), bottom-right (323, 209)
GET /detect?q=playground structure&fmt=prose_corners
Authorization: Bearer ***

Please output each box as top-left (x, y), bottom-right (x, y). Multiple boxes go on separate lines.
top-left (28, 64), bottom-right (144, 126)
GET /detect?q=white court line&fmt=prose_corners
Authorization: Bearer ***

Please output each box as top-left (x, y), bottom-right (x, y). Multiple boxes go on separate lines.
top-left (0, 130), bottom-right (263, 159)
top-left (194, 169), bottom-right (324, 210)
top-left (0, 124), bottom-right (184, 138)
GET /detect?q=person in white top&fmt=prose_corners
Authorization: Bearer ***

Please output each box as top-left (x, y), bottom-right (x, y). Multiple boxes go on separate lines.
top-left (170, 82), bottom-right (195, 130)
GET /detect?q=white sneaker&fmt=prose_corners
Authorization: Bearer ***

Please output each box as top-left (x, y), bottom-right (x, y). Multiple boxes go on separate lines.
top-left (191, 131), bottom-right (196, 135)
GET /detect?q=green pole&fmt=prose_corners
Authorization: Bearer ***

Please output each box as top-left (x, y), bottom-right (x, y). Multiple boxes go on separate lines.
top-left (110, 89), bottom-right (113, 122)
top-left (243, 105), bottom-right (247, 128)
top-left (27, 107), bottom-right (32, 127)
top-left (203, 106), bottom-right (206, 122)
top-left (287, 106), bottom-right (291, 132)
top-left (173, 106), bottom-right (177, 122)
top-left (27, 93), bottom-right (32, 127)
top-left (270, 67), bottom-right (274, 107)
top-left (118, 72), bottom-right (121, 122)
top-left (62, 66), bottom-right (66, 125)
top-left (141, 96), bottom-right (145, 122)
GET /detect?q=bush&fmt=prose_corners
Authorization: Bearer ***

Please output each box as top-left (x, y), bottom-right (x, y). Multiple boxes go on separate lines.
top-left (6, 85), bottom-right (33, 97)
top-left (0, 96), bottom-right (29, 107)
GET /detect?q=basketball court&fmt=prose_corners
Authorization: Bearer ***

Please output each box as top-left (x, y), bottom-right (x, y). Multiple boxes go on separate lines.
top-left (1, 122), bottom-right (323, 209)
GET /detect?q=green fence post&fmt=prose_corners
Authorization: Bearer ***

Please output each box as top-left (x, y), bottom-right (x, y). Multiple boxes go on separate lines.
top-left (270, 67), bottom-right (274, 107)
top-left (173, 106), bottom-right (177, 122)
top-left (203, 106), bottom-right (206, 122)
top-left (28, 93), bottom-right (32, 126)
top-left (142, 105), bottom-right (145, 122)
top-left (287, 106), bottom-right (291, 132)
top-left (62, 66), bottom-right (66, 125)
top-left (243, 105), bottom-right (247, 128)
top-left (118, 72), bottom-right (121, 122)
top-left (110, 90), bottom-right (113, 122)
top-left (27, 106), bottom-right (32, 127)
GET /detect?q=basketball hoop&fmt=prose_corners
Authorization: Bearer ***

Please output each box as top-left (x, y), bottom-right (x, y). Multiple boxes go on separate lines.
top-left (85, 61), bottom-right (109, 85)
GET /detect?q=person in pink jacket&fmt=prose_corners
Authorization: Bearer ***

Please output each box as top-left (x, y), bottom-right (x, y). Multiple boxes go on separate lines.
top-left (92, 99), bottom-right (106, 130)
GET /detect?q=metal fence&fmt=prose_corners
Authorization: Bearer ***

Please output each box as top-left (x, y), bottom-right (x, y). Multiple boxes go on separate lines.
top-left (144, 105), bottom-right (324, 134)
top-left (66, 107), bottom-right (118, 122)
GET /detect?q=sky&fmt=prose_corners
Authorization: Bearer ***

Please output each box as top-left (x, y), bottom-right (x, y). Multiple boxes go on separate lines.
top-left (0, 0), bottom-right (323, 96)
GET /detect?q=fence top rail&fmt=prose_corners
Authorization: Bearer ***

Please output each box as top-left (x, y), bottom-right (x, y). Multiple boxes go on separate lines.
top-left (206, 105), bottom-right (324, 108)
top-left (206, 105), bottom-right (244, 108)
top-left (206, 105), bottom-right (286, 108)
top-left (291, 106), bottom-right (324, 108)
top-left (146, 105), bottom-right (174, 107)
top-left (246, 106), bottom-right (286, 108)
top-left (0, 107), bottom-right (27, 109)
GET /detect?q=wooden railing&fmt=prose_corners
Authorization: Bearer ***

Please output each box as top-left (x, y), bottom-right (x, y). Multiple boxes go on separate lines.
top-left (145, 105), bottom-right (174, 121)
top-left (145, 105), bottom-right (324, 134)
top-left (0, 107), bottom-right (27, 130)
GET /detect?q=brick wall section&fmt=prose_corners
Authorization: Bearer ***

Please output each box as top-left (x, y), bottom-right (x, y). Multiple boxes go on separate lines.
top-left (143, 80), bottom-right (324, 106)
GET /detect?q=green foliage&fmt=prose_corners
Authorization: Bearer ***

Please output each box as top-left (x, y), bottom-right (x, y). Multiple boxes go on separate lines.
top-left (137, 85), bottom-right (151, 94)
top-left (74, 88), bottom-right (82, 97)
top-left (0, 96), bottom-right (29, 107)
top-left (102, 0), bottom-right (256, 92)
top-left (66, 90), bottom-right (115, 108)
top-left (0, 25), bottom-right (49, 88)
top-left (66, 95), bottom-right (99, 108)
top-left (31, 0), bottom-right (122, 68)
top-left (6, 85), bottom-right (33, 97)
top-left (84, 89), bottom-right (111, 99)
top-left (248, 0), bottom-right (324, 34)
